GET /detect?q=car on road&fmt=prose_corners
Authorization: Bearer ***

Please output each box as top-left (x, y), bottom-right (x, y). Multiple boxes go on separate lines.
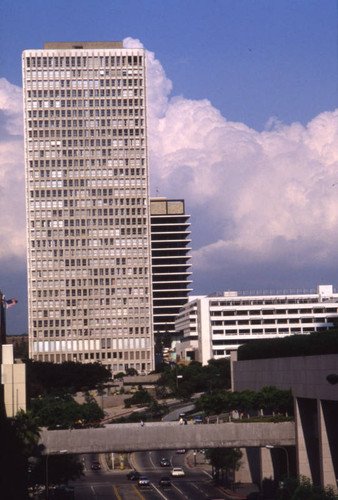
top-left (170, 467), bottom-right (185, 477)
top-left (126, 470), bottom-right (140, 480)
top-left (91, 461), bottom-right (101, 470)
top-left (138, 476), bottom-right (150, 487)
top-left (176, 448), bottom-right (186, 454)
top-left (193, 415), bottom-right (205, 424)
top-left (159, 476), bottom-right (171, 488)
top-left (160, 457), bottom-right (170, 467)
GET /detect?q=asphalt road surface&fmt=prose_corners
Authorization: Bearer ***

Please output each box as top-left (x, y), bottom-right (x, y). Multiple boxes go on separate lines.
top-left (71, 451), bottom-right (227, 499)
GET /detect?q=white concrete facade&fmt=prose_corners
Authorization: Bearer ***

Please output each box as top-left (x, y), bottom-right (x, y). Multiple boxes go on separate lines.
top-left (22, 42), bottom-right (154, 374)
top-left (175, 285), bottom-right (338, 365)
top-left (1, 345), bottom-right (26, 417)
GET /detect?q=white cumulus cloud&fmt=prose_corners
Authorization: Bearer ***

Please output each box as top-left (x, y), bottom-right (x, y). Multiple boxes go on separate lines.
top-left (0, 79), bottom-right (25, 262)
top-left (1, 40), bottom-right (338, 298)
top-left (138, 39), bottom-right (338, 286)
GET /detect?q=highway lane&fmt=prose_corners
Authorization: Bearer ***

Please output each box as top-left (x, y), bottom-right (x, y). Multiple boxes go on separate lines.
top-left (70, 450), bottom-right (226, 499)
top-left (132, 449), bottom-right (221, 499)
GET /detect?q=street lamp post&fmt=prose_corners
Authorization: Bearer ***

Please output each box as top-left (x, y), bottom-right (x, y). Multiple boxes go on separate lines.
top-left (265, 445), bottom-right (290, 479)
top-left (176, 374), bottom-right (183, 390)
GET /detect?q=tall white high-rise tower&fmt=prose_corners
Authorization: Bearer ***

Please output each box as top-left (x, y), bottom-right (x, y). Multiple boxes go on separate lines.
top-left (22, 42), bottom-right (154, 374)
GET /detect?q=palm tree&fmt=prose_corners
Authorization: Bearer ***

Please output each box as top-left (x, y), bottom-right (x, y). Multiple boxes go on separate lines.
top-left (14, 409), bottom-right (41, 457)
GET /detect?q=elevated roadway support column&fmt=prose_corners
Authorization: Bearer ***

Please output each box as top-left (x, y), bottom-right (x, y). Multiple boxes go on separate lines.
top-left (296, 397), bottom-right (320, 485)
top-left (235, 448), bottom-right (261, 485)
top-left (260, 447), bottom-right (274, 482)
top-left (318, 400), bottom-right (338, 492)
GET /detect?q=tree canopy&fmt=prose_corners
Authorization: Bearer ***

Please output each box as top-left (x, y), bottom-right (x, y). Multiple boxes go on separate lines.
top-left (158, 358), bottom-right (231, 399)
top-left (195, 386), bottom-right (293, 418)
top-left (206, 448), bottom-right (242, 484)
top-left (26, 360), bottom-right (111, 398)
top-left (238, 329), bottom-right (338, 361)
top-left (30, 393), bottom-right (104, 429)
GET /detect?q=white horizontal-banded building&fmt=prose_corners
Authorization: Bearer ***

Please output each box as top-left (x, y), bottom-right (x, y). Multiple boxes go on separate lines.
top-left (175, 285), bottom-right (338, 365)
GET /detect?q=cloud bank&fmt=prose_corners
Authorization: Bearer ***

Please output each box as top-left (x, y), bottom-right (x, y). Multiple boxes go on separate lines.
top-left (1, 41), bottom-right (338, 309)
top-left (0, 78), bottom-right (25, 263)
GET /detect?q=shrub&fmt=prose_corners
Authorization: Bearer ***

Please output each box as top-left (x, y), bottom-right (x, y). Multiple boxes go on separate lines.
top-left (238, 329), bottom-right (338, 361)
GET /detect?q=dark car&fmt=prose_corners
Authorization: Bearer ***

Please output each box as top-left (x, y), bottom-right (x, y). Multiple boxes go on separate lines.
top-left (91, 461), bottom-right (101, 470)
top-left (138, 476), bottom-right (150, 487)
top-left (160, 457), bottom-right (170, 467)
top-left (193, 415), bottom-right (205, 424)
top-left (159, 476), bottom-right (171, 488)
top-left (127, 470), bottom-right (140, 480)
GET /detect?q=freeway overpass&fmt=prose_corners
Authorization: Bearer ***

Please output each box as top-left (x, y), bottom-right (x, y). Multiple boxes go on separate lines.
top-left (39, 421), bottom-right (295, 454)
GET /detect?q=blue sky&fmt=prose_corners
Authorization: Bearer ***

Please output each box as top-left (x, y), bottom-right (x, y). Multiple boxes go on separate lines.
top-left (0, 0), bottom-right (338, 333)
top-left (1, 0), bottom-right (337, 129)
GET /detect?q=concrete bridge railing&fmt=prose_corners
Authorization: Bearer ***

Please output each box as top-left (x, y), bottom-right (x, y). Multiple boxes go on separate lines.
top-left (39, 421), bottom-right (295, 454)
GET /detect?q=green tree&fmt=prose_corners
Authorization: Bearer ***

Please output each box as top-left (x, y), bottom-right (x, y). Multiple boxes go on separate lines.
top-left (13, 335), bottom-right (28, 359)
top-left (125, 367), bottom-right (138, 376)
top-left (291, 477), bottom-right (338, 500)
top-left (158, 358), bottom-right (231, 399)
top-left (195, 386), bottom-right (293, 419)
top-left (30, 393), bottom-right (104, 429)
top-left (26, 360), bottom-right (111, 398)
top-left (204, 358), bottom-right (231, 392)
top-left (154, 329), bottom-right (172, 355)
top-left (195, 391), bottom-right (232, 416)
top-left (276, 476), bottom-right (338, 500)
top-left (124, 388), bottom-right (153, 408)
top-left (205, 448), bottom-right (242, 485)
top-left (14, 409), bottom-right (40, 456)
top-left (29, 454), bottom-right (84, 487)
top-left (147, 399), bottom-right (169, 419)
top-left (231, 390), bottom-right (256, 418)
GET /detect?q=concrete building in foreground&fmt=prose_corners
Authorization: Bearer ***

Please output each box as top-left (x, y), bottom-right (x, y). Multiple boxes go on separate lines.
top-left (175, 285), bottom-right (338, 364)
top-left (150, 198), bottom-right (192, 337)
top-left (1, 345), bottom-right (26, 417)
top-left (23, 42), bottom-right (154, 374)
top-left (232, 352), bottom-right (338, 491)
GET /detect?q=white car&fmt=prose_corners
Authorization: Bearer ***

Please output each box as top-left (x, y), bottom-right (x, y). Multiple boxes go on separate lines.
top-left (170, 467), bottom-right (185, 477)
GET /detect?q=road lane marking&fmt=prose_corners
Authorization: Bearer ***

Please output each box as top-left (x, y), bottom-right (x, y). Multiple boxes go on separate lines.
top-left (172, 483), bottom-right (189, 498)
top-left (191, 482), bottom-right (209, 497)
top-left (202, 469), bottom-right (213, 478)
top-left (148, 451), bottom-right (156, 469)
top-left (113, 484), bottom-right (122, 500)
top-left (152, 484), bottom-right (170, 499)
top-left (132, 484), bottom-right (147, 499)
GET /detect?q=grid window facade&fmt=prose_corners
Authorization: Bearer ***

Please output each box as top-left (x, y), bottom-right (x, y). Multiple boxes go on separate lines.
top-left (175, 286), bottom-right (338, 364)
top-left (22, 42), bottom-right (154, 374)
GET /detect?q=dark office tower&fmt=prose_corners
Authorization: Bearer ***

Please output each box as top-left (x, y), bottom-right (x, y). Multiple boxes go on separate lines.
top-left (150, 198), bottom-right (192, 337)
top-left (22, 42), bottom-right (154, 374)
